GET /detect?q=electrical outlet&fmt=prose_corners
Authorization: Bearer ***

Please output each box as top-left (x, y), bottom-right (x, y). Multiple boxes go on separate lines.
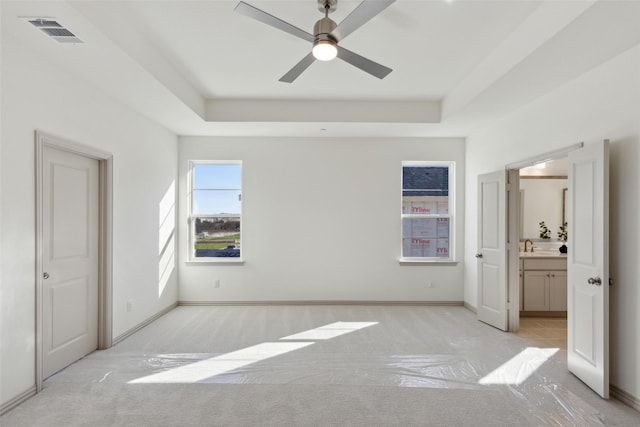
top-left (126, 299), bottom-right (133, 312)
top-left (215, 279), bottom-right (221, 288)
top-left (427, 281), bottom-right (434, 288)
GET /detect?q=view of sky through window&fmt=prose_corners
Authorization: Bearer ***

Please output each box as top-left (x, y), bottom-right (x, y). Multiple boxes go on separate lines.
top-left (193, 164), bottom-right (242, 215)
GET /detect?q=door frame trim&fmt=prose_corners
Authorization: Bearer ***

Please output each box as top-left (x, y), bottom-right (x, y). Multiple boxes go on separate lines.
top-left (506, 169), bottom-right (520, 332)
top-left (505, 143), bottom-right (583, 332)
top-left (35, 131), bottom-right (113, 391)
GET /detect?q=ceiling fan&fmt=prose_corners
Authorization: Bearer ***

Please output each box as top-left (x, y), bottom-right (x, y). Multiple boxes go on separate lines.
top-left (234, 0), bottom-right (395, 83)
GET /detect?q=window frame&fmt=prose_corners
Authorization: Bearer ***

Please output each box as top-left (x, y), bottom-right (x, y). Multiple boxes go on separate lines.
top-left (400, 161), bottom-right (455, 263)
top-left (188, 160), bottom-right (243, 263)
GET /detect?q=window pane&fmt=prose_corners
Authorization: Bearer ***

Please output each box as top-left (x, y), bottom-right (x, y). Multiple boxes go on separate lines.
top-left (402, 237), bottom-right (449, 258)
top-left (402, 217), bottom-right (449, 238)
top-left (402, 195), bottom-right (449, 215)
top-left (194, 164), bottom-right (241, 189)
top-left (402, 217), bottom-right (450, 258)
top-left (193, 190), bottom-right (241, 215)
top-left (190, 162), bottom-right (242, 260)
top-left (402, 166), bottom-right (448, 193)
top-left (194, 217), bottom-right (240, 258)
top-left (402, 166), bottom-right (449, 214)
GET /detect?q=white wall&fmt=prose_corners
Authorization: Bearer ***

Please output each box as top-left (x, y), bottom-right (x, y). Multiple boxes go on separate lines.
top-left (179, 137), bottom-right (464, 303)
top-left (0, 35), bottom-right (178, 407)
top-left (465, 45), bottom-right (640, 400)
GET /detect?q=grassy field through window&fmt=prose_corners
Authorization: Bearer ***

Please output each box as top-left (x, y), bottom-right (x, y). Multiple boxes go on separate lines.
top-left (195, 233), bottom-right (240, 250)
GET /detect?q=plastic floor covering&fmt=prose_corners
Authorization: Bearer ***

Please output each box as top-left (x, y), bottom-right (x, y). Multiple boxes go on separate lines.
top-left (2, 305), bottom-right (639, 426)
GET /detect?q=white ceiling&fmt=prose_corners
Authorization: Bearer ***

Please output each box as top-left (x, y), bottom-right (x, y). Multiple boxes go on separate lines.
top-left (2, 0), bottom-right (640, 137)
top-left (118, 0), bottom-right (539, 100)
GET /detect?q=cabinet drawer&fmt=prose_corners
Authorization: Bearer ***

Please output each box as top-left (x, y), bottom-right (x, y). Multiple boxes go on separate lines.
top-left (523, 258), bottom-right (567, 270)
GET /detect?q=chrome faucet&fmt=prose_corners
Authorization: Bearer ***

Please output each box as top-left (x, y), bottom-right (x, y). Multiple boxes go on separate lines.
top-left (524, 239), bottom-right (534, 253)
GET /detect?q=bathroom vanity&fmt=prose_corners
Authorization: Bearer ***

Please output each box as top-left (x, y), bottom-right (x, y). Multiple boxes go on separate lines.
top-left (519, 252), bottom-right (567, 317)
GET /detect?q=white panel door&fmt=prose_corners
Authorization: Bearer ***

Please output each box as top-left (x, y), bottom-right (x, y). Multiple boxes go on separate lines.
top-left (43, 146), bottom-right (99, 379)
top-left (477, 170), bottom-right (507, 331)
top-left (567, 140), bottom-right (609, 398)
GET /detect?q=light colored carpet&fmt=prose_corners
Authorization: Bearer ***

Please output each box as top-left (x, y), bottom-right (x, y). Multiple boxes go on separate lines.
top-left (2, 305), bottom-right (639, 426)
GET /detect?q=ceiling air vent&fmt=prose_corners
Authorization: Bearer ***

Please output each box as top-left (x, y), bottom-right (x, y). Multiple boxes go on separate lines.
top-left (27, 18), bottom-right (83, 44)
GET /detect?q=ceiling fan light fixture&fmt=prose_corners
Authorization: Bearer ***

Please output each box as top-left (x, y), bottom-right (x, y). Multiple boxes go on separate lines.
top-left (312, 39), bottom-right (337, 61)
top-left (312, 15), bottom-right (338, 61)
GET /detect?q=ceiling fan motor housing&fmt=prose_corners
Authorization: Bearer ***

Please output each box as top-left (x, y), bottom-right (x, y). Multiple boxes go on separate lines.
top-left (314, 16), bottom-right (337, 41)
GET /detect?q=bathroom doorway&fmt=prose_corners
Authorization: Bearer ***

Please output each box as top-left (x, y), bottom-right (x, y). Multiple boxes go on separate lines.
top-left (516, 158), bottom-right (568, 348)
top-left (504, 141), bottom-right (610, 397)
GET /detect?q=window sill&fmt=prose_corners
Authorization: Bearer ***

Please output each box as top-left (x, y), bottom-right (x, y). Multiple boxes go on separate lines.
top-left (186, 259), bottom-right (245, 265)
top-left (398, 259), bottom-right (458, 266)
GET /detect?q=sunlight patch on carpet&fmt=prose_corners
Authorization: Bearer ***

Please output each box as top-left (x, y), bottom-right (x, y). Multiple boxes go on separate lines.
top-left (129, 321), bottom-right (378, 384)
top-left (279, 321), bottom-right (378, 340)
top-left (479, 347), bottom-right (559, 385)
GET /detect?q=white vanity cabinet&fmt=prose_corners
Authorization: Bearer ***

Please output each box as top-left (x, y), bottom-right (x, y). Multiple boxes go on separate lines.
top-left (521, 257), bottom-right (567, 314)
top-left (548, 270), bottom-right (567, 310)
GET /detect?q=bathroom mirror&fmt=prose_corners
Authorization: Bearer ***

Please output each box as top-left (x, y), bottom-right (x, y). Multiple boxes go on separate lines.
top-left (520, 177), bottom-right (568, 239)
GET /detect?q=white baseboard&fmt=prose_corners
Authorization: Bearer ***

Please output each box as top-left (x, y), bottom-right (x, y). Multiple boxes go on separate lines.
top-left (179, 300), bottom-right (464, 306)
top-left (463, 301), bottom-right (477, 313)
top-left (0, 385), bottom-right (36, 416)
top-left (112, 302), bottom-right (178, 346)
top-left (610, 384), bottom-right (640, 413)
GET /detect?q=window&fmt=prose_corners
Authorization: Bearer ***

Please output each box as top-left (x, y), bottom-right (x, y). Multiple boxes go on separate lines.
top-left (401, 162), bottom-right (454, 261)
top-left (189, 161), bottom-right (242, 260)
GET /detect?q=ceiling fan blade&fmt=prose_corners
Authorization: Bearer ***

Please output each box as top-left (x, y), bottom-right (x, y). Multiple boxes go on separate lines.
top-left (331, 0), bottom-right (396, 42)
top-left (279, 53), bottom-right (316, 83)
top-left (235, 1), bottom-right (314, 43)
top-left (336, 46), bottom-right (392, 79)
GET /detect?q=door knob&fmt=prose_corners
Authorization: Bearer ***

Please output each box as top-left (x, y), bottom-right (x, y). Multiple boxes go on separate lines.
top-left (475, 253), bottom-right (483, 258)
top-left (43, 272), bottom-right (50, 280)
top-left (588, 277), bottom-right (602, 286)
